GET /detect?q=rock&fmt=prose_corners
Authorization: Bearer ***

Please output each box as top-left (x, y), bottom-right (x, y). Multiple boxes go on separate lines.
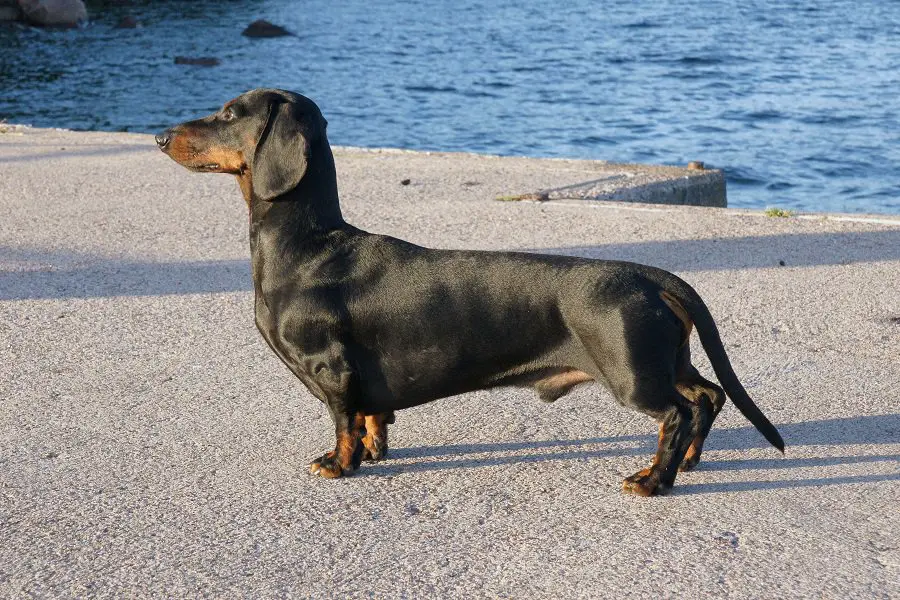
top-left (174, 56), bottom-right (220, 67)
top-left (0, 0), bottom-right (22, 22)
top-left (17, 0), bottom-right (87, 27)
top-left (241, 19), bottom-right (293, 38)
top-left (114, 15), bottom-right (138, 29)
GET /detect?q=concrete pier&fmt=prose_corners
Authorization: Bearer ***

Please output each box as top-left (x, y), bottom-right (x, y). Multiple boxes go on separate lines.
top-left (1, 128), bottom-right (898, 598)
top-left (343, 145), bottom-right (727, 207)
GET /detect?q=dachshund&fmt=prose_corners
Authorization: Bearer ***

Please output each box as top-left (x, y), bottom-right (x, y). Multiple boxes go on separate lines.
top-left (156, 88), bottom-right (784, 496)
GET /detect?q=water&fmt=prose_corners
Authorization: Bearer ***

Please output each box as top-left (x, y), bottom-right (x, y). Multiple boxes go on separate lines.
top-left (2, 0), bottom-right (899, 214)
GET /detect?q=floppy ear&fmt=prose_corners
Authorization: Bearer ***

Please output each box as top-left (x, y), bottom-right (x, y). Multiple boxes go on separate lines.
top-left (251, 101), bottom-right (309, 201)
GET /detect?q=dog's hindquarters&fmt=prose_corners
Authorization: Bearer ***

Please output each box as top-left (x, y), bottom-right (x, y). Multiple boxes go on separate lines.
top-left (660, 278), bottom-right (786, 453)
top-left (562, 279), bottom-right (704, 495)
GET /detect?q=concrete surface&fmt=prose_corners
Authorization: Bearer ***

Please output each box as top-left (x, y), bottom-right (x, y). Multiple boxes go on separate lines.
top-left (351, 145), bottom-right (727, 207)
top-left (516, 163), bottom-right (726, 207)
top-left (1, 127), bottom-right (898, 599)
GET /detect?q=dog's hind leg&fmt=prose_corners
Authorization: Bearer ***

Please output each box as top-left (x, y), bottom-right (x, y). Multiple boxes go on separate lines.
top-left (673, 347), bottom-right (726, 472)
top-left (572, 297), bottom-right (700, 494)
top-left (360, 411), bottom-right (395, 461)
top-left (676, 373), bottom-right (725, 472)
top-left (621, 389), bottom-right (707, 496)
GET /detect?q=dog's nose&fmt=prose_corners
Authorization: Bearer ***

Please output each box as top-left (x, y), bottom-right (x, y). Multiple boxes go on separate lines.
top-left (155, 131), bottom-right (171, 149)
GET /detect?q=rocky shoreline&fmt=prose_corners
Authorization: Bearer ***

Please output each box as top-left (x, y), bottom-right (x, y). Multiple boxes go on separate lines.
top-left (1, 1), bottom-right (294, 34)
top-left (1, 0), bottom-right (86, 28)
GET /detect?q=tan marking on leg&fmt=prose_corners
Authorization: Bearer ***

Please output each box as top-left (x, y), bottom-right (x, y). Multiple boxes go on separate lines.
top-left (622, 423), bottom-right (665, 496)
top-left (660, 290), bottom-right (694, 346)
top-left (534, 369), bottom-right (594, 401)
top-left (310, 416), bottom-right (364, 478)
top-left (651, 422), bottom-right (664, 467)
top-left (315, 430), bottom-right (355, 478)
top-left (676, 381), bottom-right (704, 468)
top-left (537, 370), bottom-right (594, 389)
top-left (675, 377), bottom-right (723, 472)
top-left (361, 413), bottom-right (389, 461)
top-left (682, 439), bottom-right (702, 466)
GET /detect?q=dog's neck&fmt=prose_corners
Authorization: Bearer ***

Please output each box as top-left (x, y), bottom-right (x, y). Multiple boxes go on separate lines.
top-left (247, 151), bottom-right (346, 241)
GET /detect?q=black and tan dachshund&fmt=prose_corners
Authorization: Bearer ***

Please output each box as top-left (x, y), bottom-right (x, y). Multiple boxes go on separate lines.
top-left (156, 88), bottom-right (784, 496)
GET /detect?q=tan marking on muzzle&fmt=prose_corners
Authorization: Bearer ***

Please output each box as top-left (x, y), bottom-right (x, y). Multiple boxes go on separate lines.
top-left (165, 127), bottom-right (245, 173)
top-left (201, 145), bottom-right (245, 173)
top-left (164, 128), bottom-right (200, 164)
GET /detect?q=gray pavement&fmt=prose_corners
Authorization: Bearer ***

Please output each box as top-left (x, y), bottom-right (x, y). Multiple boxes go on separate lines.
top-left (1, 127), bottom-right (898, 598)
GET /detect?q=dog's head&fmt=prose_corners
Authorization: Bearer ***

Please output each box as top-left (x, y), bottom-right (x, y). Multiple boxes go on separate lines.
top-left (156, 88), bottom-right (330, 203)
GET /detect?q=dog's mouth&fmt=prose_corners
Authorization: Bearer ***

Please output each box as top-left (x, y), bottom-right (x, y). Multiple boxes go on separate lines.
top-left (164, 144), bottom-right (243, 174)
top-left (187, 163), bottom-right (221, 172)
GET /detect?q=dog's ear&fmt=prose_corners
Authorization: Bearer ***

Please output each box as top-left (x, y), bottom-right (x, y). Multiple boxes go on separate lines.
top-left (251, 101), bottom-right (309, 201)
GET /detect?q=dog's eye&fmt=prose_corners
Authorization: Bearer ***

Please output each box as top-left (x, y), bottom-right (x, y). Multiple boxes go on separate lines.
top-left (221, 108), bottom-right (236, 121)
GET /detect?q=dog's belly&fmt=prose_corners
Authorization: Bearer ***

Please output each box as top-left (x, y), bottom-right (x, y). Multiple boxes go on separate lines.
top-left (349, 312), bottom-right (588, 411)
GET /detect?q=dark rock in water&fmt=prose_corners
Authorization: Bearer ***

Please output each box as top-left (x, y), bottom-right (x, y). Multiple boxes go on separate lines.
top-left (114, 15), bottom-right (138, 29)
top-left (0, 0), bottom-right (22, 23)
top-left (18, 0), bottom-right (87, 28)
top-left (174, 56), bottom-right (220, 67)
top-left (242, 19), bottom-right (293, 38)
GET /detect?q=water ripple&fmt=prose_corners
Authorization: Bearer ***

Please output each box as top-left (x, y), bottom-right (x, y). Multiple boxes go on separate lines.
top-left (0, 0), bottom-right (898, 214)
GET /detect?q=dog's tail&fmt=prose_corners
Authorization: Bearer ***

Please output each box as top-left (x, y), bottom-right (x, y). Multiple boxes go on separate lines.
top-left (662, 280), bottom-right (785, 453)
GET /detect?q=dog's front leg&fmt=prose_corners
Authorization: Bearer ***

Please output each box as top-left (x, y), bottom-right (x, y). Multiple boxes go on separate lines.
top-left (360, 412), bottom-right (395, 461)
top-left (307, 362), bottom-right (365, 478)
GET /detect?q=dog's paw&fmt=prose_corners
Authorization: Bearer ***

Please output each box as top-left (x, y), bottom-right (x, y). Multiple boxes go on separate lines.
top-left (678, 440), bottom-right (704, 472)
top-left (361, 435), bottom-right (388, 462)
top-left (309, 451), bottom-right (352, 478)
top-left (622, 469), bottom-right (670, 496)
top-left (678, 456), bottom-right (700, 472)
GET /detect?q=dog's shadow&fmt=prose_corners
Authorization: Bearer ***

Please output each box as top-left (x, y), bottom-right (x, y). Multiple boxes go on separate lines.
top-left (367, 414), bottom-right (900, 495)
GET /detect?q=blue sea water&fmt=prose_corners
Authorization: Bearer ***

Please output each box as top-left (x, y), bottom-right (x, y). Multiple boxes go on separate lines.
top-left (1, 0), bottom-right (899, 214)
